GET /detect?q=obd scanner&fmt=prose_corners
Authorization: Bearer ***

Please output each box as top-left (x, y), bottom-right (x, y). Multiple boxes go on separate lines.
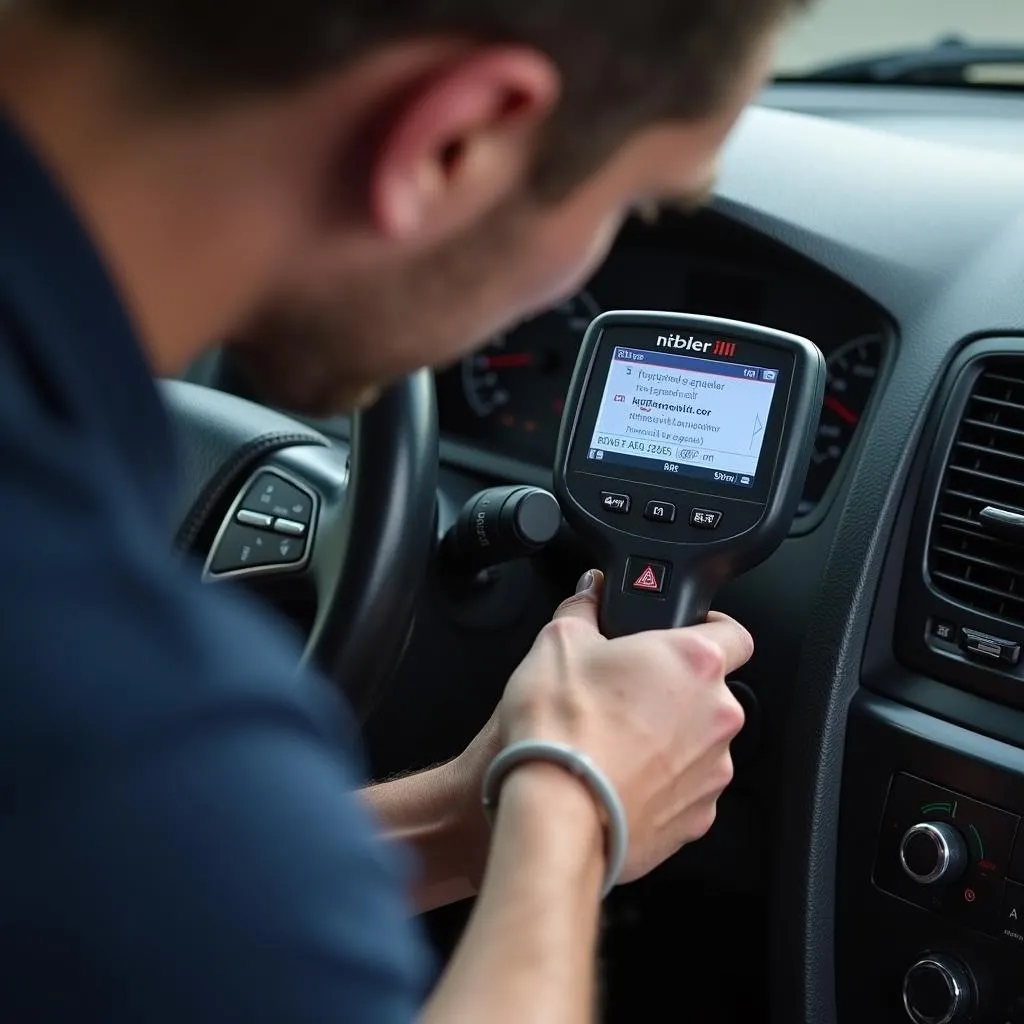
top-left (554, 311), bottom-right (825, 637)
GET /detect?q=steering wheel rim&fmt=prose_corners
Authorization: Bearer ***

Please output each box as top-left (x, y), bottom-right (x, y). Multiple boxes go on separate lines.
top-left (303, 373), bottom-right (438, 712)
top-left (163, 371), bottom-right (438, 716)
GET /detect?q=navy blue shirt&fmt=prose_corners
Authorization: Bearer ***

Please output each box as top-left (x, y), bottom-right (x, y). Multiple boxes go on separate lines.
top-left (0, 119), bottom-right (428, 1020)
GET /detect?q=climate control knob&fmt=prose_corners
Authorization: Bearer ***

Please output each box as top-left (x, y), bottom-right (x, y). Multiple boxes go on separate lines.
top-left (899, 822), bottom-right (968, 885)
top-left (902, 955), bottom-right (974, 1024)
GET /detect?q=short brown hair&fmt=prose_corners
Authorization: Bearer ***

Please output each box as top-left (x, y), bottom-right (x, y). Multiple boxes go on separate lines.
top-left (32, 0), bottom-right (808, 195)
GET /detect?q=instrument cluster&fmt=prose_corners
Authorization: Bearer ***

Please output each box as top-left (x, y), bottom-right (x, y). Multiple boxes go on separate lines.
top-left (436, 212), bottom-right (889, 515)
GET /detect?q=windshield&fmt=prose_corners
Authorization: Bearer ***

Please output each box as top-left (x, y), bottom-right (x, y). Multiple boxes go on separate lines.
top-left (776, 0), bottom-right (1024, 84)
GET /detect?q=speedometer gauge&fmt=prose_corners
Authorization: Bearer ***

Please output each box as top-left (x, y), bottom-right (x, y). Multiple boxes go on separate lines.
top-left (459, 291), bottom-right (601, 459)
top-left (799, 333), bottom-right (884, 513)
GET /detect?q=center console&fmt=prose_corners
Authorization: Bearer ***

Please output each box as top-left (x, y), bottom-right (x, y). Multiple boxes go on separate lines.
top-left (839, 696), bottom-right (1024, 1023)
top-left (837, 339), bottom-right (1024, 1023)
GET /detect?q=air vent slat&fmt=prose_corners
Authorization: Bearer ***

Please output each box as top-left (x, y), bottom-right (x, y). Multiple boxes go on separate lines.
top-left (942, 488), bottom-right (1024, 516)
top-left (972, 395), bottom-right (1024, 413)
top-left (930, 572), bottom-right (1024, 612)
top-left (938, 512), bottom-right (981, 530)
top-left (978, 371), bottom-right (1024, 388)
top-left (947, 464), bottom-right (1024, 490)
top-left (956, 441), bottom-right (1024, 467)
top-left (962, 418), bottom-right (1024, 440)
top-left (936, 525), bottom-right (990, 547)
top-left (928, 358), bottom-right (1024, 626)
top-left (932, 545), bottom-right (1020, 574)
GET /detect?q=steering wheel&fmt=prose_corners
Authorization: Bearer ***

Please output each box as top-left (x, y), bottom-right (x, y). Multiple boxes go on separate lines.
top-left (162, 372), bottom-right (439, 716)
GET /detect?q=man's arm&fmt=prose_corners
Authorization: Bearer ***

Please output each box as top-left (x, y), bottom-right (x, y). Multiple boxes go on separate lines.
top-left (364, 710), bottom-right (500, 913)
top-left (418, 576), bottom-right (751, 1023)
top-left (364, 762), bottom-right (485, 913)
top-left (423, 762), bottom-right (603, 1024)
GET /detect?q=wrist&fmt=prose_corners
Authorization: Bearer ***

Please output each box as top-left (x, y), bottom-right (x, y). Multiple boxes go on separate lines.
top-left (493, 761), bottom-right (605, 877)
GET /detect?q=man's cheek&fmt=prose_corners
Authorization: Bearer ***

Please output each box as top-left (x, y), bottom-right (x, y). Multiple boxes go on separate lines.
top-left (524, 219), bottom-right (620, 312)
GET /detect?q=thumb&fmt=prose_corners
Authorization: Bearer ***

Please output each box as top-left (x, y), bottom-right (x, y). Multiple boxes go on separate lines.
top-left (551, 569), bottom-right (605, 628)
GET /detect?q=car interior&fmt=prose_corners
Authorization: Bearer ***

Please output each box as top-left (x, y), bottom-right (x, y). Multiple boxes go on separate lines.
top-left (169, 29), bottom-right (1024, 1024)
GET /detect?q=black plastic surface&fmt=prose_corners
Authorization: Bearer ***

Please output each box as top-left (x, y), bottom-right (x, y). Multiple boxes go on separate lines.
top-left (241, 472), bottom-right (315, 525)
top-left (710, 105), bottom-right (1024, 1024)
top-left (836, 693), bottom-right (1024, 1023)
top-left (444, 485), bottom-right (561, 575)
top-left (554, 311), bottom-right (825, 635)
top-left (896, 338), bottom-right (1024, 708)
top-left (209, 521), bottom-right (307, 574)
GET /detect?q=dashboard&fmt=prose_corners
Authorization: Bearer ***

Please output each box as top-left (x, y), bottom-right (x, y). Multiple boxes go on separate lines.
top-left (435, 210), bottom-right (889, 518)
top-left (423, 96), bottom-right (1024, 1024)
top-left (193, 86), bottom-right (1024, 1024)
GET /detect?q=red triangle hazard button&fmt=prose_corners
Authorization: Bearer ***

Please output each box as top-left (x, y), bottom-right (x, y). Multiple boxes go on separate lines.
top-left (627, 557), bottom-right (667, 594)
top-left (633, 564), bottom-right (661, 591)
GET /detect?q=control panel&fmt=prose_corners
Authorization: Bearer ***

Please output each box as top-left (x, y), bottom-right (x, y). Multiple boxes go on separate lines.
top-left (926, 615), bottom-right (1023, 677)
top-left (838, 736), bottom-right (1024, 1024)
top-left (875, 773), bottom-right (1024, 947)
top-left (203, 469), bottom-right (317, 580)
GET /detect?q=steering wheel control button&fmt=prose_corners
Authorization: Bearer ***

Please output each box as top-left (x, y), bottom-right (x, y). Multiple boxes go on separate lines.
top-left (208, 524), bottom-right (306, 576)
top-left (236, 509), bottom-right (274, 529)
top-left (899, 823), bottom-right (968, 886)
top-left (959, 627), bottom-right (1021, 666)
top-left (242, 473), bottom-right (314, 525)
top-left (690, 508), bottom-right (723, 530)
top-left (272, 518), bottom-right (307, 538)
top-left (644, 500), bottom-right (677, 524)
top-left (601, 492), bottom-right (632, 515)
top-left (626, 557), bottom-right (668, 595)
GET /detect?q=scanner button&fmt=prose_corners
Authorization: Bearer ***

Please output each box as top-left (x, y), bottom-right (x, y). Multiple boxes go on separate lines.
top-left (644, 501), bottom-right (677, 524)
top-left (601, 492), bottom-right (632, 515)
top-left (690, 508), bottom-right (723, 530)
top-left (626, 557), bottom-right (668, 595)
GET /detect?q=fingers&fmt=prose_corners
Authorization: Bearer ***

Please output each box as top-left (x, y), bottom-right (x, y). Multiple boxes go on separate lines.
top-left (550, 573), bottom-right (752, 673)
top-left (670, 611), bottom-right (754, 676)
top-left (550, 569), bottom-right (605, 629)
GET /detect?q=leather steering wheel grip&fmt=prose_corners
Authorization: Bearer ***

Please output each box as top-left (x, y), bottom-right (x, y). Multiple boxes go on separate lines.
top-left (162, 381), bottom-right (329, 549)
top-left (305, 371), bottom-right (439, 714)
top-left (160, 372), bottom-right (439, 715)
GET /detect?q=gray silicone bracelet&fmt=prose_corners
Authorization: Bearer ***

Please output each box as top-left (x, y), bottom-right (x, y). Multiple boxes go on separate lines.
top-left (481, 739), bottom-right (628, 898)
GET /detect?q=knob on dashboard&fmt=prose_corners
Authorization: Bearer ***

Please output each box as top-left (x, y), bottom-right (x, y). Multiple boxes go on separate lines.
top-left (899, 822), bottom-right (968, 885)
top-left (902, 955), bottom-right (974, 1024)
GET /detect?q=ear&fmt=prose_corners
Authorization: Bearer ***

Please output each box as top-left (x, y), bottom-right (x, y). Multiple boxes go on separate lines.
top-left (368, 47), bottom-right (561, 242)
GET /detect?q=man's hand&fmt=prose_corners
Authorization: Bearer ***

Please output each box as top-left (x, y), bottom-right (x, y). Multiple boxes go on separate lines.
top-left (497, 569), bottom-right (751, 882)
top-left (370, 568), bottom-right (751, 907)
top-left (424, 570), bottom-right (752, 1024)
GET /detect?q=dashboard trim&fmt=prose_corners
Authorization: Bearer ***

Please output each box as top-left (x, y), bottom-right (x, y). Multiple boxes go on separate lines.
top-left (732, 101), bottom-right (1024, 1024)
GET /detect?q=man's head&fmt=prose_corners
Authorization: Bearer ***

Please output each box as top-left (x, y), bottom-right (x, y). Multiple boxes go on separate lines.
top-left (1, 0), bottom-right (807, 414)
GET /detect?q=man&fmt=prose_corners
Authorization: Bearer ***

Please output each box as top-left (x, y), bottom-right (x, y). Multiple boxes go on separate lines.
top-left (0, 0), bottom-right (806, 1020)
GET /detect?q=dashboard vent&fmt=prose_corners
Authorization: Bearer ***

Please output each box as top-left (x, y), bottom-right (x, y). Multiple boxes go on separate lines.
top-left (928, 360), bottom-right (1024, 626)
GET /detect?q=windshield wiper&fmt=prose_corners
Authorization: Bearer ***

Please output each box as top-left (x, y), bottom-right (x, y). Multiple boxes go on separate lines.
top-left (796, 36), bottom-right (1024, 86)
